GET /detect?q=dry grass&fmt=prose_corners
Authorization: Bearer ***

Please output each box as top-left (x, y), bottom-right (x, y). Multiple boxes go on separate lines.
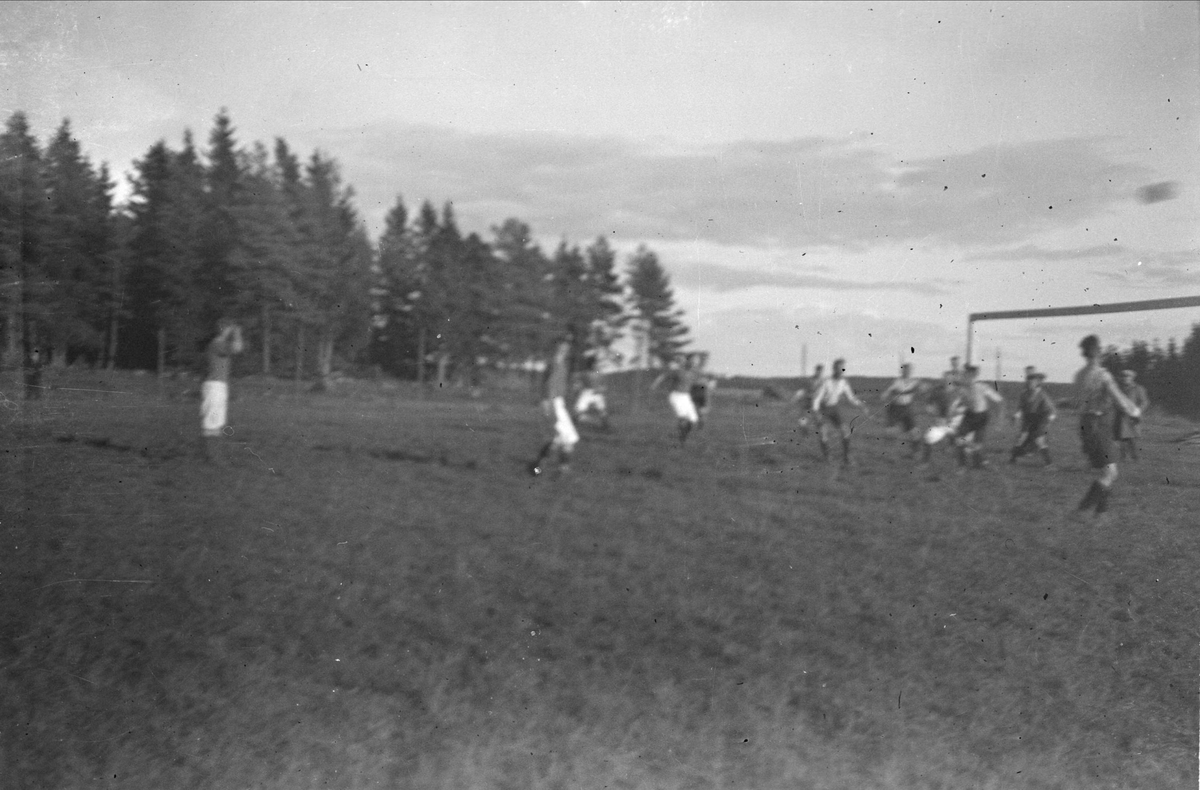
top-left (1, 369), bottom-right (1196, 788)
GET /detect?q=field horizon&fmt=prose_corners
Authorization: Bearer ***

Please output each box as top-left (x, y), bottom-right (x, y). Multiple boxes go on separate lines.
top-left (2, 369), bottom-right (1197, 789)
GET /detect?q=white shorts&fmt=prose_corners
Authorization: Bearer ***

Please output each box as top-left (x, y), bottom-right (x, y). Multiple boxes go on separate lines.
top-left (551, 396), bottom-right (579, 451)
top-left (200, 381), bottom-right (229, 437)
top-left (669, 391), bottom-right (699, 424)
top-left (574, 389), bottom-right (607, 415)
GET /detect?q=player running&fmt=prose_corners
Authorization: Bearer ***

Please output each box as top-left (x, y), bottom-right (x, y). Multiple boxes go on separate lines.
top-left (573, 360), bottom-right (610, 431)
top-left (528, 337), bottom-right (580, 478)
top-left (1073, 335), bottom-right (1142, 518)
top-left (651, 354), bottom-right (701, 445)
top-left (810, 358), bottom-right (866, 466)
top-left (688, 352), bottom-right (715, 429)
top-left (954, 364), bottom-right (1006, 468)
top-left (791, 364), bottom-right (826, 429)
top-left (882, 362), bottom-right (923, 454)
top-left (1009, 368), bottom-right (1057, 467)
top-left (918, 368), bottom-right (965, 466)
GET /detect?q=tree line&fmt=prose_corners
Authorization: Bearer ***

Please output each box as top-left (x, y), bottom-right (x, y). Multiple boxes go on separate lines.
top-left (0, 109), bottom-right (692, 388)
top-left (1102, 327), bottom-right (1200, 419)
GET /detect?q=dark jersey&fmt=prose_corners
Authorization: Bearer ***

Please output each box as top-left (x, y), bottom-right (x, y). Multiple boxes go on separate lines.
top-left (1018, 388), bottom-right (1056, 422)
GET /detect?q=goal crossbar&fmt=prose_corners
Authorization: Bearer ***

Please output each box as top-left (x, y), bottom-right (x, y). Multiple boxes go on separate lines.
top-left (966, 295), bottom-right (1200, 363)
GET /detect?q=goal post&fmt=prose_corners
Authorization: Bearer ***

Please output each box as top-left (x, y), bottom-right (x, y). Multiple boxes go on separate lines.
top-left (966, 295), bottom-right (1200, 365)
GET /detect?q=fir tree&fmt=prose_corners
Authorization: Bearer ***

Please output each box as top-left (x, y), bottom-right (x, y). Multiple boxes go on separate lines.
top-left (0, 112), bottom-right (48, 367)
top-left (42, 119), bottom-right (111, 366)
top-left (228, 140), bottom-right (302, 374)
top-left (626, 244), bottom-right (689, 367)
top-left (371, 195), bottom-right (423, 378)
top-left (491, 217), bottom-right (552, 364)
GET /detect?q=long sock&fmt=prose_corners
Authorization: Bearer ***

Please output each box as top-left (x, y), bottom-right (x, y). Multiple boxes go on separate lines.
top-left (1040, 448), bottom-right (1053, 466)
top-left (841, 437), bottom-right (852, 465)
top-left (1094, 483), bottom-right (1111, 514)
top-left (1078, 481), bottom-right (1101, 511)
top-left (1009, 446), bottom-right (1021, 463)
top-left (819, 439), bottom-right (830, 460)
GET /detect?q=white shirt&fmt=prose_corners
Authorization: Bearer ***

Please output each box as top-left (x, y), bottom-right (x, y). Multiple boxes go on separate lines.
top-left (883, 376), bottom-right (921, 406)
top-left (812, 377), bottom-right (862, 409)
top-left (963, 381), bottom-right (1004, 413)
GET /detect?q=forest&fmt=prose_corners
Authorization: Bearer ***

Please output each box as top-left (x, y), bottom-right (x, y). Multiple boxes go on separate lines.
top-left (0, 109), bottom-right (690, 389)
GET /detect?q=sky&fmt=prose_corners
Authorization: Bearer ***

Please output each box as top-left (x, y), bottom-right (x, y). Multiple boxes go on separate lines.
top-left (3, 1), bottom-right (1198, 381)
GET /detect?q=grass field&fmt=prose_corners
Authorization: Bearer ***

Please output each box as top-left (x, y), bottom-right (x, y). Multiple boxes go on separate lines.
top-left (2, 371), bottom-right (1197, 789)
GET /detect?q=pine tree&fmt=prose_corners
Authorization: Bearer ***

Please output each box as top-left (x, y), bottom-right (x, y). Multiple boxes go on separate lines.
top-left (549, 235), bottom-right (628, 369)
top-left (168, 132), bottom-right (210, 369)
top-left (404, 200), bottom-right (445, 382)
top-left (272, 137), bottom-right (316, 381)
top-left (123, 134), bottom-right (208, 371)
top-left (294, 151), bottom-right (372, 389)
top-left (583, 235), bottom-right (627, 358)
top-left (41, 119), bottom-right (111, 366)
top-left (626, 244), bottom-right (689, 367)
top-left (431, 205), bottom-right (496, 385)
top-left (201, 109), bottom-right (243, 320)
top-left (425, 202), bottom-right (464, 385)
top-left (228, 140), bottom-right (302, 374)
top-left (0, 112), bottom-right (48, 368)
top-left (372, 195), bottom-right (422, 378)
top-left (491, 218), bottom-right (552, 365)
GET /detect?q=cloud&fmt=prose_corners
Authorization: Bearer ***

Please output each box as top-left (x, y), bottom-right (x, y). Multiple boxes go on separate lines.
top-left (964, 243), bottom-right (1126, 263)
top-left (317, 123), bottom-right (1154, 252)
top-left (678, 259), bottom-right (951, 296)
top-left (1092, 249), bottom-right (1200, 287)
top-left (687, 301), bottom-right (963, 379)
top-left (957, 243), bottom-right (1199, 289)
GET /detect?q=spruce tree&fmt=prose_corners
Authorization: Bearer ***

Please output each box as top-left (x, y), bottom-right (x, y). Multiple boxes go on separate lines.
top-left (295, 151), bottom-right (372, 388)
top-left (0, 112), bottom-right (48, 368)
top-left (626, 244), bottom-right (689, 367)
top-left (583, 235), bottom-right (627, 359)
top-left (491, 217), bottom-right (552, 364)
top-left (229, 143), bottom-right (294, 373)
top-left (372, 195), bottom-right (422, 377)
top-left (42, 119), bottom-right (110, 366)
